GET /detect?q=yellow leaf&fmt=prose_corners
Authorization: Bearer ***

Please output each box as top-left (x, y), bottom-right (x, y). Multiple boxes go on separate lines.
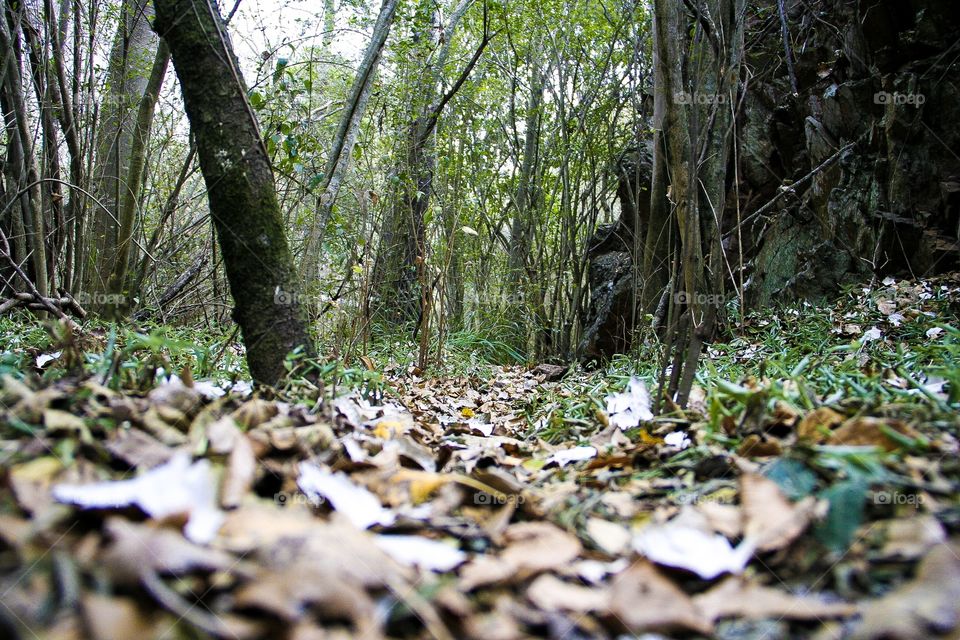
top-left (637, 429), bottom-right (665, 445)
top-left (460, 407), bottom-right (475, 418)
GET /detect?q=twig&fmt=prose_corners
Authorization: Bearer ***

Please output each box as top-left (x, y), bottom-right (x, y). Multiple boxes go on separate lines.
top-left (726, 141), bottom-right (854, 238)
top-left (0, 227), bottom-right (78, 330)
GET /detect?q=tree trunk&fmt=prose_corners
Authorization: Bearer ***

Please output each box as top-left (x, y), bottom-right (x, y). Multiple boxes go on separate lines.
top-left (154, 0), bottom-right (313, 386)
top-left (0, 5), bottom-right (48, 295)
top-left (647, 0), bottom-right (745, 405)
top-left (85, 0), bottom-right (157, 300)
top-left (300, 0), bottom-right (399, 289)
top-left (372, 0), bottom-right (489, 327)
top-left (108, 40), bottom-right (170, 307)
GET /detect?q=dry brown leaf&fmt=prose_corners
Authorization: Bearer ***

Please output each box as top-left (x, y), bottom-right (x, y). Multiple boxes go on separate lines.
top-left (875, 515), bottom-right (947, 560)
top-left (697, 502), bottom-right (743, 539)
top-left (232, 397), bottom-right (279, 429)
top-left (741, 473), bottom-right (818, 552)
top-left (852, 542), bottom-right (960, 640)
top-left (206, 415), bottom-right (243, 453)
top-left (9, 456), bottom-right (63, 514)
top-left (608, 561), bottom-right (713, 635)
top-left (105, 428), bottom-right (174, 469)
top-left (737, 434), bottom-right (782, 457)
top-left (458, 555), bottom-right (516, 591)
top-left (81, 594), bottom-right (161, 640)
top-left (526, 574), bottom-right (610, 613)
top-left (99, 518), bottom-right (234, 584)
top-left (235, 562), bottom-right (377, 627)
top-left (829, 417), bottom-right (922, 451)
top-left (586, 517), bottom-right (631, 555)
top-left (221, 435), bottom-right (257, 508)
top-left (797, 407), bottom-right (846, 443)
top-left (500, 521), bottom-right (582, 573)
top-left (693, 576), bottom-right (856, 622)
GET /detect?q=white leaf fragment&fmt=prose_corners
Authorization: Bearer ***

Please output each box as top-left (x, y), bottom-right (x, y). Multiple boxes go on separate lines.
top-left (375, 535), bottom-right (466, 572)
top-left (297, 463), bottom-right (395, 529)
top-left (633, 520), bottom-right (755, 580)
top-left (36, 351), bottom-right (62, 368)
top-left (52, 453), bottom-right (224, 544)
top-left (604, 377), bottom-right (653, 428)
top-left (546, 445), bottom-right (597, 467)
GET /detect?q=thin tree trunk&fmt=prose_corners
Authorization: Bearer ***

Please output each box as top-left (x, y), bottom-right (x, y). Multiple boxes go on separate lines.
top-left (154, 0), bottom-right (313, 386)
top-left (108, 40), bottom-right (170, 306)
top-left (0, 7), bottom-right (48, 295)
top-left (301, 0), bottom-right (399, 287)
top-left (85, 0), bottom-right (157, 299)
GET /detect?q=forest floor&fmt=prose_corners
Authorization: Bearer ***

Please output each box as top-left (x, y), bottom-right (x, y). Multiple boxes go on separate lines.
top-left (1, 274), bottom-right (959, 640)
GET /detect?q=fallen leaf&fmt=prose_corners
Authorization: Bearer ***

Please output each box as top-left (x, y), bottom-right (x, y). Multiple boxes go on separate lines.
top-left (586, 517), bottom-right (631, 555)
top-left (500, 521), bottom-right (582, 573)
top-left (633, 511), bottom-right (754, 580)
top-left (829, 417), bottom-right (922, 451)
top-left (374, 535), bottom-right (466, 572)
top-left (221, 435), bottom-right (257, 508)
top-left (875, 515), bottom-right (947, 560)
top-left (605, 377), bottom-right (653, 428)
top-left (526, 574), bottom-right (610, 613)
top-left (852, 542), bottom-right (960, 639)
top-left (797, 407), bottom-right (846, 443)
top-left (53, 453), bottom-right (224, 543)
top-left (100, 518), bottom-right (233, 584)
top-left (609, 561), bottom-right (713, 635)
top-left (693, 577), bottom-right (856, 622)
top-left (297, 463), bottom-right (396, 529)
top-left (741, 473), bottom-right (819, 552)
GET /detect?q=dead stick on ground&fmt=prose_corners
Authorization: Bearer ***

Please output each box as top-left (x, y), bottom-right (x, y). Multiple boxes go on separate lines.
top-left (0, 227), bottom-right (78, 331)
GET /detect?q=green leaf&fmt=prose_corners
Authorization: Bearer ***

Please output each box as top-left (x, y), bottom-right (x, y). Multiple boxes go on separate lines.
top-left (764, 458), bottom-right (819, 500)
top-left (815, 480), bottom-right (867, 554)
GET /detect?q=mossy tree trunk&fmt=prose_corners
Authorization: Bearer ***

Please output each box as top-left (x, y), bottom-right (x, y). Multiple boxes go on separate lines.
top-left (153, 0), bottom-right (313, 386)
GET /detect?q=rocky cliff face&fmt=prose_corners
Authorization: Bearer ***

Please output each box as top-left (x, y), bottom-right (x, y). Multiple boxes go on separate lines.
top-left (580, 0), bottom-right (960, 359)
top-left (743, 0), bottom-right (960, 305)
